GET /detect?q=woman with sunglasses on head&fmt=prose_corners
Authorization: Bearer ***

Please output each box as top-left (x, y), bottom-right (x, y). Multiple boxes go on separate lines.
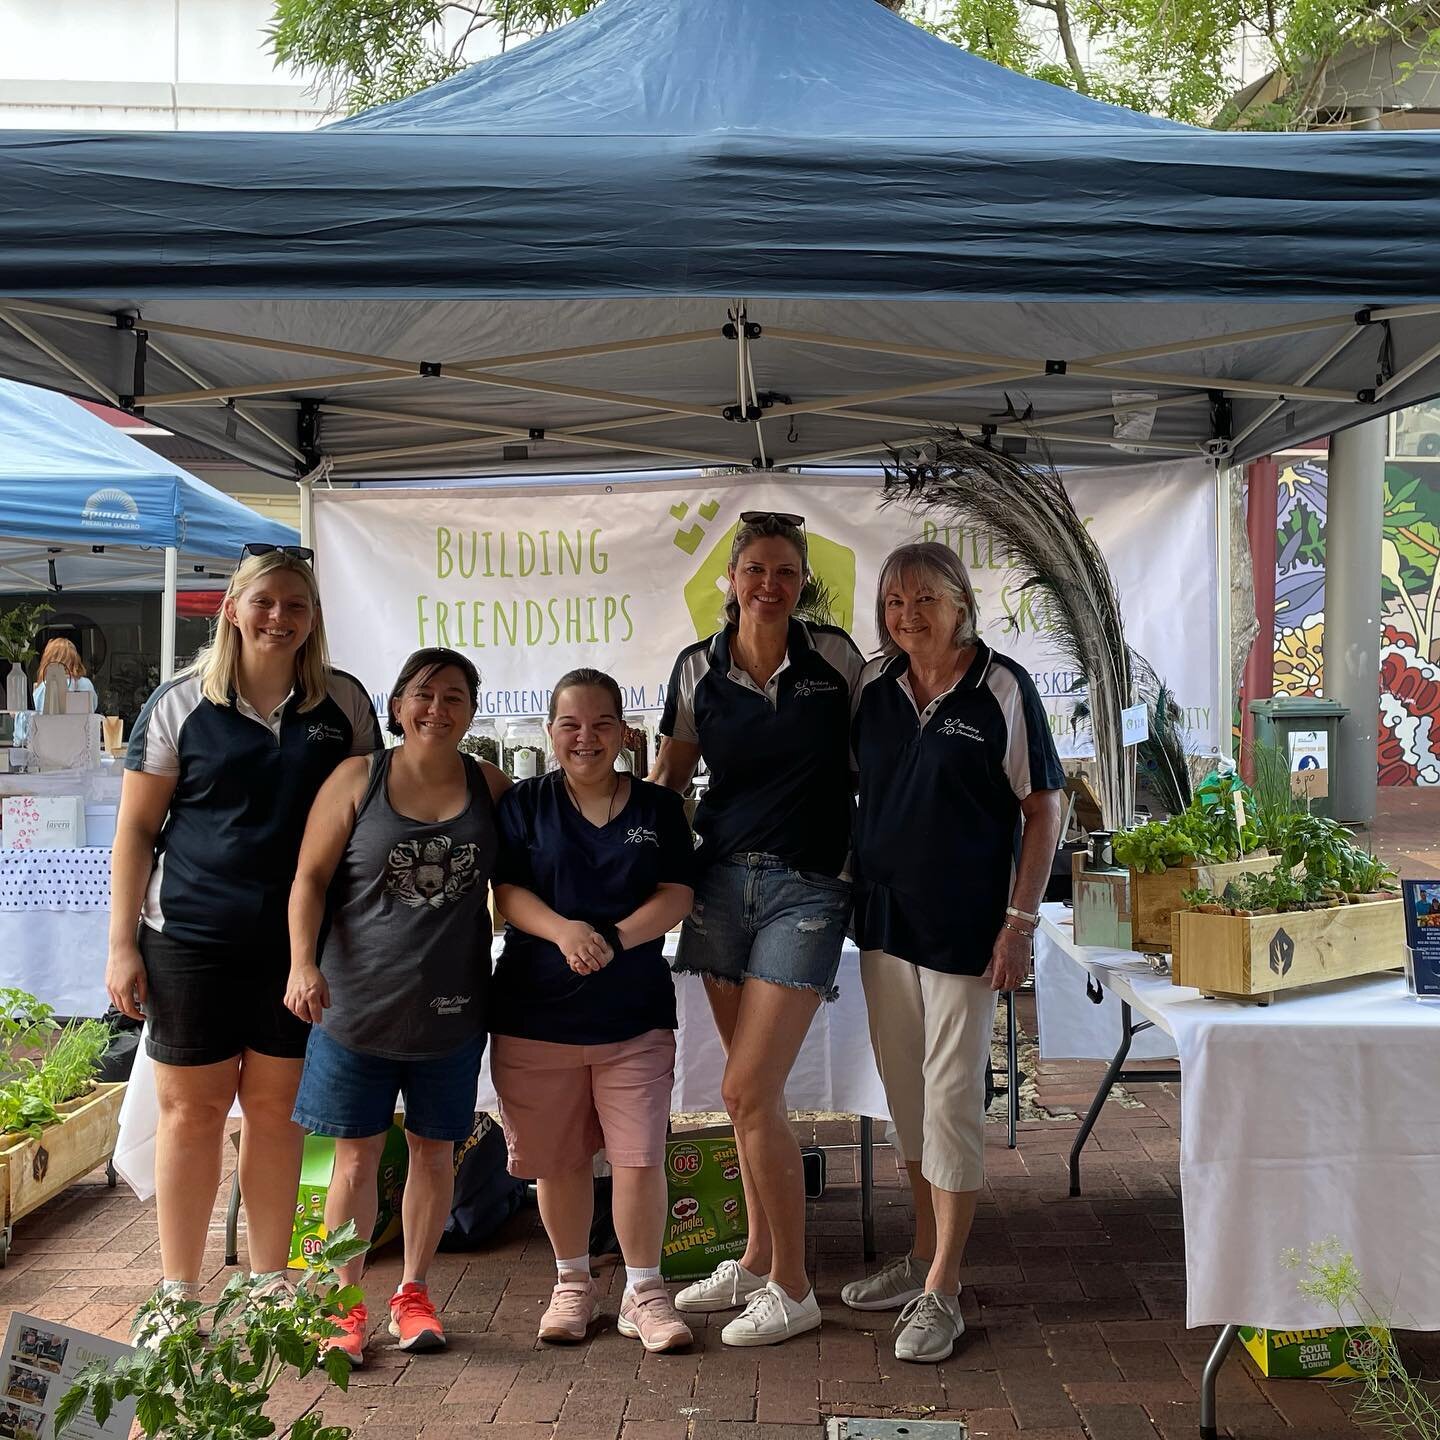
top-left (106, 544), bottom-right (381, 1334)
top-left (490, 669), bottom-right (696, 1354)
top-left (285, 647), bottom-right (508, 1365)
top-left (652, 511), bottom-right (863, 1347)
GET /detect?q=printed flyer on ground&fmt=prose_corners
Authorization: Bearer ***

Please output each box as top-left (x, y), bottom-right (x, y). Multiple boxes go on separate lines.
top-left (0, 1314), bottom-right (135, 1440)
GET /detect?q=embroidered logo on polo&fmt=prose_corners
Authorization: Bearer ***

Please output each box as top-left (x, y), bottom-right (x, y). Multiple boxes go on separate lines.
top-left (938, 718), bottom-right (985, 741)
top-left (385, 836), bottom-right (483, 909)
top-left (625, 826), bottom-right (660, 846)
top-left (429, 993), bottom-right (471, 1015)
top-left (792, 678), bottom-right (840, 698)
top-left (306, 722), bottom-right (346, 744)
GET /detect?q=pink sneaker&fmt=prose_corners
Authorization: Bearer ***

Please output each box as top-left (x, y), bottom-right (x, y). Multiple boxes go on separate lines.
top-left (388, 1283), bottom-right (446, 1353)
top-left (538, 1278), bottom-right (600, 1343)
top-left (323, 1302), bottom-right (368, 1368)
top-left (618, 1278), bottom-right (694, 1353)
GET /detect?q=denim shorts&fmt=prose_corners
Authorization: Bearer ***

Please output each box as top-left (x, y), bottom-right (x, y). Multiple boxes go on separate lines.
top-left (292, 1026), bottom-right (486, 1143)
top-left (673, 853), bottom-right (852, 1001)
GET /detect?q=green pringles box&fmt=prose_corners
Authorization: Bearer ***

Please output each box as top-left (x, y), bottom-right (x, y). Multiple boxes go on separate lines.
top-left (1239, 1325), bottom-right (1390, 1378)
top-left (660, 1130), bottom-right (748, 1281)
top-left (288, 1123), bottom-right (409, 1270)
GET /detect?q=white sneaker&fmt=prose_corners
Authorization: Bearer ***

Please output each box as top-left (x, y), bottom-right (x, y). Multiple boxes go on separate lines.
top-left (674, 1259), bottom-right (768, 1314)
top-left (720, 1281), bottom-right (821, 1347)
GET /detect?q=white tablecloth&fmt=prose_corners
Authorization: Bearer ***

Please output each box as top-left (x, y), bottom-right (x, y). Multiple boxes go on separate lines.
top-left (1033, 914), bottom-right (1177, 1060)
top-left (1038, 907), bottom-right (1440, 1332)
top-left (114, 939), bottom-right (890, 1201)
top-left (0, 846), bottom-right (112, 1015)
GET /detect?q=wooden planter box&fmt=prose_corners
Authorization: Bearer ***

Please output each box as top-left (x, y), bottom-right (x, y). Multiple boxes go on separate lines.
top-left (0, 1081), bottom-right (125, 1263)
top-left (1129, 854), bottom-right (1281, 953)
top-left (1172, 898), bottom-right (1405, 1000)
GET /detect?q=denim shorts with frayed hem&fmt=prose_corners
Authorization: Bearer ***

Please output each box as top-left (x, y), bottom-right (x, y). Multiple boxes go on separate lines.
top-left (292, 1025), bottom-right (487, 1142)
top-left (672, 853), bottom-right (851, 1001)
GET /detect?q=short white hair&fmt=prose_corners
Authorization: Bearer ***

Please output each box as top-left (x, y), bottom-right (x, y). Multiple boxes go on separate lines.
top-left (874, 541), bottom-right (979, 657)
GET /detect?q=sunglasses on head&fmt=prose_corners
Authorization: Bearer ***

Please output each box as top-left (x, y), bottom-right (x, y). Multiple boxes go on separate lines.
top-left (241, 543), bottom-right (314, 563)
top-left (739, 510), bottom-right (805, 528)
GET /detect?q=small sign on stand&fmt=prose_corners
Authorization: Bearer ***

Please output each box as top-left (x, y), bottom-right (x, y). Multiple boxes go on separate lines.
top-left (1402, 879), bottom-right (1440, 1001)
top-left (1287, 729), bottom-right (1329, 800)
top-left (0, 1312), bottom-right (136, 1439)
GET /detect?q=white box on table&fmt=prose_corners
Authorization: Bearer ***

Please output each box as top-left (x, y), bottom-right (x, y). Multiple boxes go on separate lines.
top-left (28, 712), bottom-right (102, 772)
top-left (1, 794), bottom-right (87, 849)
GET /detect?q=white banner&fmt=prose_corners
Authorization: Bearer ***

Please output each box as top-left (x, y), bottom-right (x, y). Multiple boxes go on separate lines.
top-left (315, 462), bottom-right (1220, 758)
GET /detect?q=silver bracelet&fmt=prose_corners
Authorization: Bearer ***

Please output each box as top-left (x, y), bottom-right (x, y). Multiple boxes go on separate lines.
top-left (1001, 919), bottom-right (1035, 941)
top-left (1006, 904), bottom-right (1040, 924)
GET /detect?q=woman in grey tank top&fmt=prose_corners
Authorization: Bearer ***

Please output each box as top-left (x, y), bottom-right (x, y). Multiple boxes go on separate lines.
top-left (285, 648), bottom-right (509, 1369)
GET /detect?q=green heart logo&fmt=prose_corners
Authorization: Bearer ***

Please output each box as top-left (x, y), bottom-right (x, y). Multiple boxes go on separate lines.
top-left (699, 500), bottom-right (720, 521)
top-left (670, 502), bottom-right (689, 520)
top-left (673, 524), bottom-right (705, 555)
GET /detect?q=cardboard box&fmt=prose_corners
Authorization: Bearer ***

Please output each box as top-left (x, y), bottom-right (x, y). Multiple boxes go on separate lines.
top-left (1, 795), bottom-right (86, 849)
top-left (288, 1124), bottom-right (409, 1270)
top-left (1240, 1325), bottom-right (1389, 1378)
top-left (661, 1129), bottom-right (748, 1281)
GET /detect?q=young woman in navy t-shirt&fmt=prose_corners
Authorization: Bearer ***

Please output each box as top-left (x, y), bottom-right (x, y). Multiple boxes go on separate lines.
top-left (491, 669), bottom-right (696, 1354)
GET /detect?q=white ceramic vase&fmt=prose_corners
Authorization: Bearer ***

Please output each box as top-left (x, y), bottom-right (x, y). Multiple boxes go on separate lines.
top-left (4, 660), bottom-right (27, 712)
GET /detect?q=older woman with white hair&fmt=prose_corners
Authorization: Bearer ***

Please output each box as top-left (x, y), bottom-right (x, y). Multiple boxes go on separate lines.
top-left (844, 541), bottom-right (1063, 1363)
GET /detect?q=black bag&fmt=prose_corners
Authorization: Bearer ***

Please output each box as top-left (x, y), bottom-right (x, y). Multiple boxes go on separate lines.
top-left (438, 1113), bottom-right (529, 1251)
top-left (97, 1006), bottom-right (143, 1085)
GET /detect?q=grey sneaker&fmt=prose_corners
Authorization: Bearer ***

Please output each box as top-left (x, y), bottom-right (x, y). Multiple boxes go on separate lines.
top-left (892, 1290), bottom-right (964, 1363)
top-left (674, 1258), bottom-right (768, 1313)
top-left (840, 1253), bottom-right (927, 1311)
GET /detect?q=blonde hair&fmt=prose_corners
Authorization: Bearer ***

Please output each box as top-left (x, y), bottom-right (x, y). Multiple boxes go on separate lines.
top-left (36, 638), bottom-right (85, 681)
top-left (874, 542), bottom-right (980, 657)
top-left (722, 514), bottom-right (809, 626)
top-left (191, 551), bottom-right (332, 712)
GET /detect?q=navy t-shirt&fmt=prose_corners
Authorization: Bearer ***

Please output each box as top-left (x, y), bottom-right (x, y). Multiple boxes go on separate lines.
top-left (852, 642), bottom-right (1064, 976)
top-left (492, 772), bottom-right (697, 1045)
top-left (660, 619), bottom-right (863, 876)
top-left (125, 670), bottom-right (381, 947)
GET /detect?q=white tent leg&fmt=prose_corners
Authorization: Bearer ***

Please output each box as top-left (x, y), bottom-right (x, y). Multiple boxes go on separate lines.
top-left (161, 546), bottom-right (179, 681)
top-left (299, 476), bottom-right (315, 552)
top-left (1215, 466), bottom-right (1234, 762)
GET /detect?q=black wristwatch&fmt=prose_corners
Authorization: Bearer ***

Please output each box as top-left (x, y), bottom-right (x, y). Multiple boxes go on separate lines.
top-left (595, 921), bottom-right (625, 956)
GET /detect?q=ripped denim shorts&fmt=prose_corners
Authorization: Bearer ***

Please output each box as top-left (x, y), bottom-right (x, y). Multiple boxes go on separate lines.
top-left (672, 853), bottom-right (852, 1002)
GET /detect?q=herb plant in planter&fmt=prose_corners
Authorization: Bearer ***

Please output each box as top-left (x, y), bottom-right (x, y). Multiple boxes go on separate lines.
top-left (59, 1224), bottom-right (366, 1440)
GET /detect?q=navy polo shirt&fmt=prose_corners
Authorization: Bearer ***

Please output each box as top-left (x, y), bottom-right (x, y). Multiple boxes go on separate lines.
top-left (660, 619), bottom-right (863, 876)
top-left (492, 772), bottom-right (696, 1045)
top-left (126, 671), bottom-right (381, 947)
top-left (852, 641), bottom-right (1064, 976)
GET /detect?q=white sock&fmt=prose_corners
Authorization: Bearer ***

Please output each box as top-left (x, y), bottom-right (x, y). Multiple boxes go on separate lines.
top-left (556, 1253), bottom-right (590, 1279)
top-left (624, 1264), bottom-right (661, 1296)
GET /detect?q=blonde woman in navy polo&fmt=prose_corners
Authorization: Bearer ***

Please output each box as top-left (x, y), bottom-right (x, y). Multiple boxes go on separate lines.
top-left (653, 512), bottom-right (864, 1347)
top-left (843, 542), bottom-right (1063, 1363)
top-left (106, 547), bottom-right (380, 1333)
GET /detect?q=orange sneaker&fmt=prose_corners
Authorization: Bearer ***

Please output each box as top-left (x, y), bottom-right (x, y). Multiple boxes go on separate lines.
top-left (323, 1301), bottom-right (367, 1368)
top-left (388, 1283), bottom-right (446, 1352)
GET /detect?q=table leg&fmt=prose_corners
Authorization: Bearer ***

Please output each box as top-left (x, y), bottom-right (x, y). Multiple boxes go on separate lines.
top-left (225, 1170), bottom-right (242, 1268)
top-left (1006, 990), bottom-right (1019, 1150)
top-left (860, 1115), bottom-right (875, 1262)
top-left (1068, 999), bottom-right (1181, 1197)
top-left (1200, 1323), bottom-right (1239, 1439)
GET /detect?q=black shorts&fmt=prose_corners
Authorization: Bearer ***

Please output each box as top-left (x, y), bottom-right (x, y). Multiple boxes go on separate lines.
top-left (139, 925), bottom-right (309, 1067)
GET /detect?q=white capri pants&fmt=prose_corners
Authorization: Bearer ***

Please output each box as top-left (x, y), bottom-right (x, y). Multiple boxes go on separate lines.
top-left (860, 949), bottom-right (998, 1193)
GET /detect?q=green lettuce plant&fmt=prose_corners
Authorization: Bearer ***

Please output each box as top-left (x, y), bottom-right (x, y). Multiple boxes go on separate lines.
top-left (58, 1224), bottom-right (366, 1440)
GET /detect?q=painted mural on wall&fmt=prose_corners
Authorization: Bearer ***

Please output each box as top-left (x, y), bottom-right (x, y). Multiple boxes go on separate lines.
top-left (1274, 457), bottom-right (1440, 786)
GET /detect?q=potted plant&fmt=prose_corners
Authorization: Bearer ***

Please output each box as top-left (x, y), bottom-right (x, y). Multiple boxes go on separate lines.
top-left (0, 602), bottom-right (52, 711)
top-left (58, 1224), bottom-right (365, 1440)
top-left (0, 990), bottom-right (124, 1265)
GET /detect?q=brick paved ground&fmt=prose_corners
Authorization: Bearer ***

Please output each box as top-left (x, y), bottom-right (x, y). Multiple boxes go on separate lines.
top-left (1, 791), bottom-right (1434, 1439)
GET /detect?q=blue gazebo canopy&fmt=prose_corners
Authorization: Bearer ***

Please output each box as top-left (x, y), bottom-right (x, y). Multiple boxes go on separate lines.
top-left (0, 379), bottom-right (295, 590)
top-left (0, 0), bottom-right (1435, 476)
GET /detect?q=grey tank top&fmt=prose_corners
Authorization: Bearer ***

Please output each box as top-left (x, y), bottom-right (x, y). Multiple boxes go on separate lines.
top-left (319, 749), bottom-right (497, 1059)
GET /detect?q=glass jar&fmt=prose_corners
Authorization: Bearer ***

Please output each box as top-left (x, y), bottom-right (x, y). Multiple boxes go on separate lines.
top-left (619, 713), bottom-right (651, 778)
top-left (460, 718), bottom-right (502, 767)
top-left (502, 719), bottom-right (547, 780)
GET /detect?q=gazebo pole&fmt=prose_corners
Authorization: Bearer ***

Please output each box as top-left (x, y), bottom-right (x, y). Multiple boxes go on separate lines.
top-left (1326, 422), bottom-right (1384, 823)
top-left (1214, 465), bottom-right (1235, 762)
top-left (299, 474), bottom-right (315, 551)
top-left (161, 545), bottom-right (178, 681)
